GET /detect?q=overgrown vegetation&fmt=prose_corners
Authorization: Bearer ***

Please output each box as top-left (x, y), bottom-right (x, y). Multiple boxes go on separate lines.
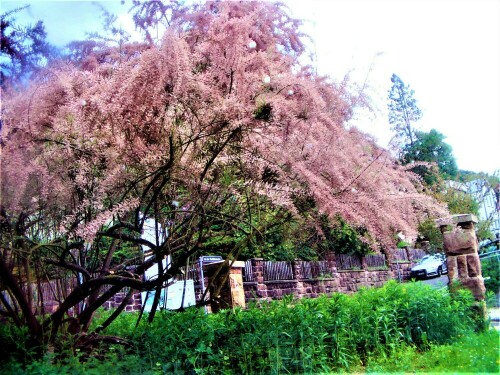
top-left (482, 256), bottom-right (500, 300)
top-left (2, 0), bottom-right (452, 349)
top-left (388, 74), bottom-right (498, 246)
top-left (1, 281), bottom-right (495, 374)
top-left (359, 328), bottom-right (499, 374)
top-left (417, 218), bottom-right (444, 251)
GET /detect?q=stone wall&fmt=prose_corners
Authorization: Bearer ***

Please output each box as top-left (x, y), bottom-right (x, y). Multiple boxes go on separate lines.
top-left (243, 257), bottom-right (398, 303)
top-left (337, 269), bottom-right (393, 293)
top-left (101, 289), bottom-right (142, 312)
top-left (390, 261), bottom-right (414, 281)
top-left (7, 251), bottom-right (423, 317)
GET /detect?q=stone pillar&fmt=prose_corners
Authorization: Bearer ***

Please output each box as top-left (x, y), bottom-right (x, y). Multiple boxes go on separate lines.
top-left (227, 261), bottom-right (246, 309)
top-left (435, 214), bottom-right (486, 301)
top-left (205, 261), bottom-right (246, 312)
top-left (251, 258), bottom-right (267, 299)
top-left (293, 260), bottom-right (305, 297)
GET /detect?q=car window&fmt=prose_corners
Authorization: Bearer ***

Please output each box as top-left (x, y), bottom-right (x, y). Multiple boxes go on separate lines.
top-left (420, 257), bottom-right (436, 264)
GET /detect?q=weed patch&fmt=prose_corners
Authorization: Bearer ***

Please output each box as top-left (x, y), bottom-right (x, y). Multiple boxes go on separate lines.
top-left (1, 281), bottom-right (495, 374)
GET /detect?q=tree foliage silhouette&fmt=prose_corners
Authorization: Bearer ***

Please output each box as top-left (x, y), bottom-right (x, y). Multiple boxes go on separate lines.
top-left (401, 129), bottom-right (458, 184)
top-left (388, 73), bottom-right (423, 150)
top-left (0, 6), bottom-right (53, 87)
top-left (0, 1), bottom-right (447, 353)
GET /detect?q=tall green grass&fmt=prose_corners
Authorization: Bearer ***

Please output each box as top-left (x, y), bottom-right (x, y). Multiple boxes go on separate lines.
top-left (360, 328), bottom-right (500, 373)
top-left (1, 281), bottom-right (496, 374)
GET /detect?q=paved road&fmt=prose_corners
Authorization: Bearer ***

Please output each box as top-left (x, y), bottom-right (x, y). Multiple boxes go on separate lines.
top-left (420, 275), bottom-right (449, 288)
top-left (490, 308), bottom-right (500, 331)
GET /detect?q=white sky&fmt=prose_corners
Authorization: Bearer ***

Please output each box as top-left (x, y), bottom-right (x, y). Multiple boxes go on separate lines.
top-left (3, 0), bottom-right (499, 175)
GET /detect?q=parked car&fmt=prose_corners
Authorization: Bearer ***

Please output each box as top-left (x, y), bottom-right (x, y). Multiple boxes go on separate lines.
top-left (410, 254), bottom-right (447, 279)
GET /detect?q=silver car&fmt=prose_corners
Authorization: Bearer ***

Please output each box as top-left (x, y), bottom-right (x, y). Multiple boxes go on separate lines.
top-left (410, 254), bottom-right (447, 279)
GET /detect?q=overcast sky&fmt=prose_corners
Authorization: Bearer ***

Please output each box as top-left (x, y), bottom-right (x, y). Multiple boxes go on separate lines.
top-left (3, 0), bottom-right (499, 175)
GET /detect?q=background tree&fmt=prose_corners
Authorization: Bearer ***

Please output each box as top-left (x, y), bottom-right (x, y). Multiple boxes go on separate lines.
top-left (0, 6), bottom-right (54, 87)
top-left (400, 129), bottom-right (458, 185)
top-left (388, 73), bottom-right (423, 150)
top-left (456, 171), bottom-right (500, 241)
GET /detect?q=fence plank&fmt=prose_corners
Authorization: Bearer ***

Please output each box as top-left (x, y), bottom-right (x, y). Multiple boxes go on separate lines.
top-left (263, 261), bottom-right (293, 281)
top-left (393, 248), bottom-right (409, 262)
top-left (365, 254), bottom-right (386, 268)
top-left (243, 260), bottom-right (255, 282)
top-left (408, 249), bottom-right (426, 261)
top-left (300, 261), bottom-right (335, 279)
top-left (337, 254), bottom-right (362, 270)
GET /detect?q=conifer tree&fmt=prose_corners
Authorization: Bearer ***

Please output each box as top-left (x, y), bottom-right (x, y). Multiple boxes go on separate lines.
top-left (0, 6), bottom-right (53, 87)
top-left (388, 73), bottom-right (423, 149)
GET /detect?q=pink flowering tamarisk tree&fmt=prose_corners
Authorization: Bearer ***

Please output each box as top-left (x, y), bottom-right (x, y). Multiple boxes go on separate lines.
top-left (0, 1), bottom-right (446, 351)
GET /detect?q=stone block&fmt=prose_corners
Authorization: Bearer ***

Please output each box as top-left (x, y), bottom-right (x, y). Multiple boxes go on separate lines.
top-left (461, 277), bottom-right (486, 301)
top-left (44, 301), bottom-right (59, 314)
top-left (256, 290), bottom-right (267, 298)
top-left (443, 229), bottom-right (477, 255)
top-left (435, 214), bottom-right (478, 228)
top-left (466, 255), bottom-right (481, 277)
top-left (457, 256), bottom-right (468, 277)
top-left (446, 257), bottom-right (458, 280)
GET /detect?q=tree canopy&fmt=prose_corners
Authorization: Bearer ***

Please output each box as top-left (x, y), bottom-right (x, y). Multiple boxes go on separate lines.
top-left (400, 129), bottom-right (458, 184)
top-left (0, 6), bottom-right (54, 88)
top-left (0, 0), bottom-right (447, 351)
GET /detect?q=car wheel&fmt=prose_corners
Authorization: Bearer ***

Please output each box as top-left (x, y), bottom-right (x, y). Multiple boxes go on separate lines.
top-left (437, 266), bottom-right (442, 277)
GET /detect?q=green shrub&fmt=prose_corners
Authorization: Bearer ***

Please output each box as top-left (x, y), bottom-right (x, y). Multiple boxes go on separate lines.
top-left (482, 256), bottom-right (500, 301)
top-left (2, 281), bottom-right (492, 374)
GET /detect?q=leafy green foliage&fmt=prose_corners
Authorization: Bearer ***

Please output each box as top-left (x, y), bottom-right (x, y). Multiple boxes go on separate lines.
top-left (361, 328), bottom-right (499, 373)
top-left (388, 74), bottom-right (422, 148)
top-left (458, 170), bottom-right (500, 186)
top-left (397, 241), bottom-right (410, 248)
top-left (401, 129), bottom-right (458, 185)
top-left (2, 281), bottom-right (489, 374)
top-left (417, 218), bottom-right (444, 251)
top-left (320, 215), bottom-right (372, 256)
top-left (442, 189), bottom-right (479, 216)
top-left (481, 256), bottom-right (500, 298)
top-left (475, 220), bottom-right (494, 242)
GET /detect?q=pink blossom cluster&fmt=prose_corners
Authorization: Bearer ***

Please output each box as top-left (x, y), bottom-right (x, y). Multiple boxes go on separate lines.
top-left (0, 1), bottom-right (448, 252)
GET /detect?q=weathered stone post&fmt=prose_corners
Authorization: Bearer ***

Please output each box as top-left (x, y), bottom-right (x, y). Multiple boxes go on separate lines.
top-left (293, 260), bottom-right (305, 297)
top-left (435, 214), bottom-right (486, 317)
top-left (205, 261), bottom-right (246, 312)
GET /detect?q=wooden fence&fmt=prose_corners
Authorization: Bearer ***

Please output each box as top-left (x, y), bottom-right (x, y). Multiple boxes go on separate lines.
top-left (393, 248), bottom-right (409, 262)
top-left (408, 248), bottom-right (426, 261)
top-left (1, 249), bottom-right (430, 316)
top-left (243, 261), bottom-right (255, 282)
top-left (299, 260), bottom-right (335, 279)
top-left (336, 254), bottom-right (363, 270)
top-left (365, 254), bottom-right (387, 269)
top-left (263, 261), bottom-right (294, 281)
